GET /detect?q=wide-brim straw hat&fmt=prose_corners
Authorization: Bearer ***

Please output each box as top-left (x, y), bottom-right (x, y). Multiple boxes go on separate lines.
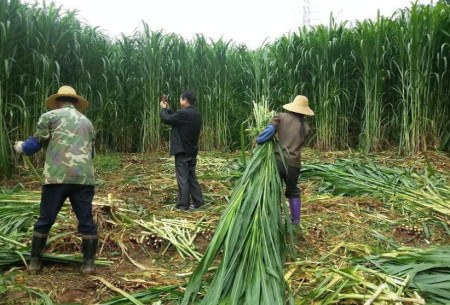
top-left (45, 86), bottom-right (88, 111)
top-left (283, 95), bottom-right (314, 116)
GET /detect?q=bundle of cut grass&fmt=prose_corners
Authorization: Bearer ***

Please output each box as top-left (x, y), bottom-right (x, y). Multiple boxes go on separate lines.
top-left (135, 217), bottom-right (204, 261)
top-left (301, 159), bottom-right (450, 218)
top-left (364, 247), bottom-right (450, 304)
top-left (0, 190), bottom-right (73, 238)
top-left (299, 265), bottom-right (426, 305)
top-left (100, 284), bottom-right (182, 305)
top-left (0, 189), bottom-right (115, 270)
top-left (0, 197), bottom-right (40, 236)
top-left (0, 236), bottom-right (112, 270)
top-left (182, 101), bottom-right (292, 305)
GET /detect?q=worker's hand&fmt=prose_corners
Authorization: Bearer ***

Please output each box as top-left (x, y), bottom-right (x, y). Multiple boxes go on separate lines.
top-left (160, 101), bottom-right (168, 109)
top-left (160, 94), bottom-right (170, 109)
top-left (14, 141), bottom-right (24, 154)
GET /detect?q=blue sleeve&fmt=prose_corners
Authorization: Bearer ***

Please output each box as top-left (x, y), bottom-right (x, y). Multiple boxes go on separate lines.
top-left (22, 137), bottom-right (42, 155)
top-left (256, 125), bottom-right (276, 144)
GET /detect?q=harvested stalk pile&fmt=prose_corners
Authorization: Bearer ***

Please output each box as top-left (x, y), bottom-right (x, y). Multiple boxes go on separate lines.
top-left (301, 159), bottom-right (450, 220)
top-left (110, 205), bottom-right (212, 261)
top-left (0, 192), bottom-right (40, 236)
top-left (135, 217), bottom-right (205, 261)
top-left (299, 264), bottom-right (427, 305)
top-left (99, 284), bottom-right (182, 305)
top-left (364, 246), bottom-right (450, 304)
top-left (0, 191), bottom-right (117, 270)
top-left (297, 242), bottom-right (450, 304)
top-left (0, 236), bottom-right (112, 270)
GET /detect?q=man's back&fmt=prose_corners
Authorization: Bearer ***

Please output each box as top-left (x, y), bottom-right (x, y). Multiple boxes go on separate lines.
top-left (35, 105), bottom-right (95, 185)
top-left (161, 105), bottom-right (202, 157)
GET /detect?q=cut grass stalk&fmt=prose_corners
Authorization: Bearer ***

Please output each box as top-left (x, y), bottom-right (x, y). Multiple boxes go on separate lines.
top-left (22, 155), bottom-right (43, 184)
top-left (301, 159), bottom-right (450, 220)
top-left (363, 247), bottom-right (450, 304)
top-left (100, 284), bottom-right (182, 305)
top-left (182, 101), bottom-right (292, 305)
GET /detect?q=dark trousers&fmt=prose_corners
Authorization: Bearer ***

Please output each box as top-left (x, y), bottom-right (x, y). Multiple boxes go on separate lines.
top-left (175, 153), bottom-right (204, 209)
top-left (277, 160), bottom-right (301, 198)
top-left (34, 184), bottom-right (98, 236)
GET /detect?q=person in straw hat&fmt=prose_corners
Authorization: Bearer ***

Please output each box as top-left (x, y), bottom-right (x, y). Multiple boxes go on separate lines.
top-left (256, 95), bottom-right (314, 226)
top-left (14, 86), bottom-right (98, 274)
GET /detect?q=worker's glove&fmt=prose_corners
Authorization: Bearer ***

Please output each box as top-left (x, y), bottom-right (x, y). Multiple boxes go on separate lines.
top-left (14, 141), bottom-right (24, 154)
top-left (256, 125), bottom-right (275, 144)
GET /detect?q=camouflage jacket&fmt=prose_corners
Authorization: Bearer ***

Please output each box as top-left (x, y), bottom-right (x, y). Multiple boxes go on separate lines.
top-left (34, 104), bottom-right (95, 185)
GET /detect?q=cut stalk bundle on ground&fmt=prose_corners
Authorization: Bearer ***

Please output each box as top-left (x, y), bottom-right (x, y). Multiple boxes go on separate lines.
top-left (0, 236), bottom-right (112, 270)
top-left (97, 199), bottom-right (212, 261)
top-left (293, 243), bottom-right (425, 305)
top-left (135, 217), bottom-right (204, 261)
top-left (362, 246), bottom-right (450, 304)
top-left (299, 265), bottom-right (426, 305)
top-left (301, 159), bottom-right (450, 220)
top-left (99, 284), bottom-right (182, 305)
top-left (0, 199), bottom-right (39, 236)
top-left (0, 191), bottom-right (119, 270)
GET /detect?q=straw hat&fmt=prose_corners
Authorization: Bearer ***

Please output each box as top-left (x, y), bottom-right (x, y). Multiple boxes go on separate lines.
top-left (283, 95), bottom-right (314, 116)
top-left (45, 86), bottom-right (88, 111)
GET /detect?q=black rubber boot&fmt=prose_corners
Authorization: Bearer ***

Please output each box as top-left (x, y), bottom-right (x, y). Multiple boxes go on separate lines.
top-left (28, 232), bottom-right (48, 273)
top-left (81, 236), bottom-right (98, 275)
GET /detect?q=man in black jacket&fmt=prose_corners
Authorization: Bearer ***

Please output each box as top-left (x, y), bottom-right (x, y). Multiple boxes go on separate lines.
top-left (160, 90), bottom-right (204, 210)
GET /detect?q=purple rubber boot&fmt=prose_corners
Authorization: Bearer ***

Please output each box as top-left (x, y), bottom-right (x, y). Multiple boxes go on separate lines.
top-left (289, 197), bottom-right (301, 225)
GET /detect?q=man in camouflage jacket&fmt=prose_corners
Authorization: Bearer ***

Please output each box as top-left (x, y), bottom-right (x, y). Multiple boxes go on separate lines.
top-left (14, 86), bottom-right (98, 274)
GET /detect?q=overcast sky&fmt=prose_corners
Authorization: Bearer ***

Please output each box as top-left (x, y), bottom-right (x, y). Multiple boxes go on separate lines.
top-left (24, 0), bottom-right (430, 49)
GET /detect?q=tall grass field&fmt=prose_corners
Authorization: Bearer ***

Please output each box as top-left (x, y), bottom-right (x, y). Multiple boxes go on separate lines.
top-left (0, 0), bottom-right (449, 176)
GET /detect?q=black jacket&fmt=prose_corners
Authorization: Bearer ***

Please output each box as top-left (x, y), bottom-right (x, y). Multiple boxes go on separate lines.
top-left (160, 105), bottom-right (202, 157)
